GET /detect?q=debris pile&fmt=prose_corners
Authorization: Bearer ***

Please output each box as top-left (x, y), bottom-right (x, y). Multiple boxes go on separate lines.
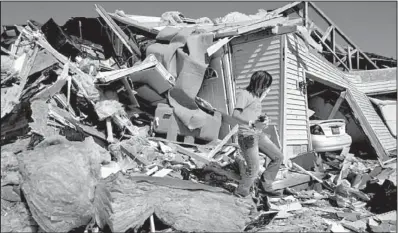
top-left (1, 4), bottom-right (396, 233)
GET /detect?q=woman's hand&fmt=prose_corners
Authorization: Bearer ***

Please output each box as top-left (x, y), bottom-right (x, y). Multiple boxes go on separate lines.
top-left (253, 118), bottom-right (269, 130)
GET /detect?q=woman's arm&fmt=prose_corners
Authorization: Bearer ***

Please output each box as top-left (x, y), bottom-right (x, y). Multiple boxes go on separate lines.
top-left (220, 109), bottom-right (251, 126)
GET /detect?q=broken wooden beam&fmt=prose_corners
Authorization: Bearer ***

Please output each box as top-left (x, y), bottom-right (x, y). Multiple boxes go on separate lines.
top-left (1, 46), bottom-right (18, 59)
top-left (17, 26), bottom-right (99, 101)
top-left (31, 61), bottom-right (70, 101)
top-left (10, 33), bottom-right (22, 56)
top-left (120, 77), bottom-right (140, 107)
top-left (95, 4), bottom-right (141, 59)
top-left (273, 171), bottom-right (325, 190)
top-left (207, 124), bottom-right (239, 160)
top-left (152, 169), bottom-right (173, 177)
top-left (1, 46), bottom-right (39, 119)
top-left (175, 144), bottom-right (210, 165)
top-left (206, 37), bottom-right (235, 57)
top-left (112, 113), bottom-right (140, 136)
top-left (328, 91), bottom-right (347, 119)
top-left (120, 143), bottom-right (150, 166)
top-left (106, 118), bottom-right (114, 143)
top-left (1, 70), bottom-right (19, 85)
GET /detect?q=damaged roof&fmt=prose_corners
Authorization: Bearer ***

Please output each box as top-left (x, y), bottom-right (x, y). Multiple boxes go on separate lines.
top-left (349, 68), bottom-right (397, 95)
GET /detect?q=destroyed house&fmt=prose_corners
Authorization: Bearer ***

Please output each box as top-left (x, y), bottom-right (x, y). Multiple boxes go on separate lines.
top-left (188, 1), bottom-right (397, 164)
top-left (1, 2), bottom-right (397, 232)
top-left (1, 1), bottom-right (395, 165)
top-left (96, 1), bottom-right (396, 164)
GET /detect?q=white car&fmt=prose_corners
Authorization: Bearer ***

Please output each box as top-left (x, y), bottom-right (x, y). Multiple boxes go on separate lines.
top-left (310, 119), bottom-right (352, 152)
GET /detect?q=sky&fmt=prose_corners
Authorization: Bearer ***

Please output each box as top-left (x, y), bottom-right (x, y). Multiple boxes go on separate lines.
top-left (1, 1), bottom-right (397, 59)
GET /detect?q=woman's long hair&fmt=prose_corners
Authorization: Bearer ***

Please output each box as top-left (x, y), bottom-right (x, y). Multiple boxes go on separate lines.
top-left (246, 70), bottom-right (273, 97)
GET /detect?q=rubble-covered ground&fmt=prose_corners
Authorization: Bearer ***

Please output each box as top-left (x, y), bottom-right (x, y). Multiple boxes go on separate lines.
top-left (1, 3), bottom-right (396, 233)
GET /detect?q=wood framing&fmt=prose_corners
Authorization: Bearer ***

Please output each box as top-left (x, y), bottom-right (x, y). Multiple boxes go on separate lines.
top-left (328, 91), bottom-right (347, 119)
top-left (313, 30), bottom-right (350, 71)
top-left (303, 1), bottom-right (309, 28)
top-left (330, 24), bottom-right (336, 64)
top-left (347, 47), bottom-right (352, 70)
top-left (278, 1), bottom-right (381, 71)
top-left (335, 56), bottom-right (348, 67)
top-left (308, 2), bottom-right (379, 69)
top-left (321, 26), bottom-right (334, 43)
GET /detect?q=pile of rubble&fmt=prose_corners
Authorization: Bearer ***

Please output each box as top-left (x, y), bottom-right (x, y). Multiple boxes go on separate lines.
top-left (257, 150), bottom-right (397, 232)
top-left (1, 4), bottom-right (396, 233)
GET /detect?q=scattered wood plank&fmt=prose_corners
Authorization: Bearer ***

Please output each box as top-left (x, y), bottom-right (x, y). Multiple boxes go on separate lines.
top-left (273, 171), bottom-right (325, 190)
top-left (175, 144), bottom-right (210, 165)
top-left (112, 113), bottom-right (140, 136)
top-left (120, 77), bottom-right (140, 107)
top-left (145, 166), bottom-right (159, 176)
top-left (120, 143), bottom-right (150, 166)
top-left (17, 26), bottom-right (98, 101)
top-left (1, 46), bottom-right (39, 119)
top-left (31, 61), bottom-right (70, 101)
top-left (292, 162), bottom-right (335, 191)
top-left (106, 118), bottom-right (114, 143)
top-left (207, 124), bottom-right (239, 160)
top-left (1, 70), bottom-right (19, 85)
top-left (152, 169), bottom-right (173, 177)
top-left (1, 46), bottom-right (18, 59)
top-left (148, 137), bottom-right (206, 149)
top-left (10, 33), bottom-right (22, 56)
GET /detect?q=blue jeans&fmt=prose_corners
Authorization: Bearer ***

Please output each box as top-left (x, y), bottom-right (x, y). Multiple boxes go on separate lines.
top-left (235, 133), bottom-right (284, 196)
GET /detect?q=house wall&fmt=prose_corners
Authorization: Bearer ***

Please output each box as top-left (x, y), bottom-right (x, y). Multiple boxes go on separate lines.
top-left (230, 34), bottom-right (283, 145)
top-left (283, 34), bottom-right (311, 160)
top-left (285, 32), bottom-right (396, 160)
